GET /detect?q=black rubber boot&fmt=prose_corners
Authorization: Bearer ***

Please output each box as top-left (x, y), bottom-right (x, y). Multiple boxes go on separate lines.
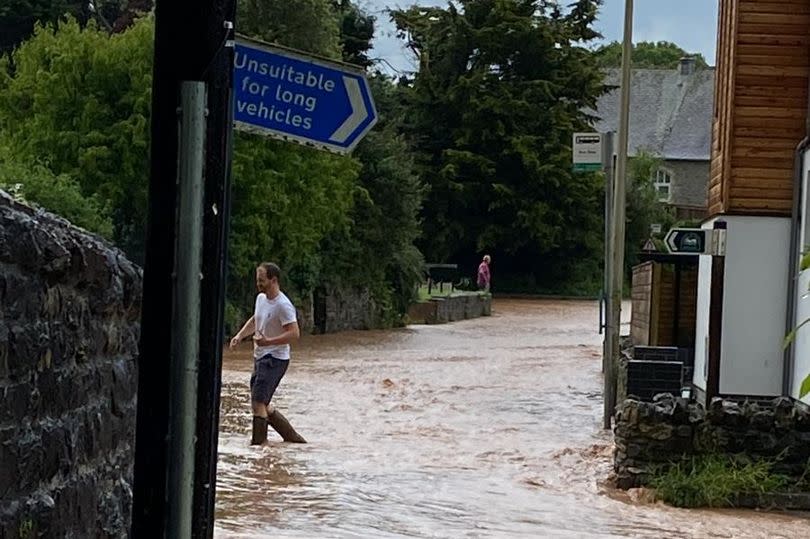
top-left (268, 409), bottom-right (307, 443)
top-left (251, 415), bottom-right (268, 445)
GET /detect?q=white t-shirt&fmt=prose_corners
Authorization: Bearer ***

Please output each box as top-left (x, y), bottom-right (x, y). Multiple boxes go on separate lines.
top-left (253, 291), bottom-right (297, 360)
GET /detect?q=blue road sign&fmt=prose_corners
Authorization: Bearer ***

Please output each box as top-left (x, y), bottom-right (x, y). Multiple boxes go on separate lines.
top-left (233, 38), bottom-right (377, 154)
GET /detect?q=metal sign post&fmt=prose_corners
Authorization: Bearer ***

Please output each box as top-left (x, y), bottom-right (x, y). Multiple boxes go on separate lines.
top-left (602, 133), bottom-right (615, 339)
top-left (572, 131), bottom-right (613, 340)
top-left (167, 80), bottom-right (207, 539)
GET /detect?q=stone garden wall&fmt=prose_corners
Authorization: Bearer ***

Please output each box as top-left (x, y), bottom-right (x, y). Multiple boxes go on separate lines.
top-left (407, 294), bottom-right (491, 324)
top-left (0, 192), bottom-right (141, 538)
top-left (313, 286), bottom-right (381, 334)
top-left (614, 394), bottom-right (810, 489)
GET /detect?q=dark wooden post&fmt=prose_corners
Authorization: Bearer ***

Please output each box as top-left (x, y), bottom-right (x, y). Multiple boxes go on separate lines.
top-left (673, 262), bottom-right (682, 346)
top-left (706, 221), bottom-right (727, 401)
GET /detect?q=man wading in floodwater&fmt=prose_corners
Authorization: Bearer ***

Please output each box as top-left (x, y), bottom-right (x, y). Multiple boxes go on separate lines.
top-left (230, 262), bottom-right (306, 444)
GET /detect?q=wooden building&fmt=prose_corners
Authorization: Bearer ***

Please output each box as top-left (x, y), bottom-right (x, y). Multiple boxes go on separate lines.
top-left (631, 260), bottom-right (698, 349)
top-left (692, 0), bottom-right (810, 403)
top-left (709, 0), bottom-right (810, 216)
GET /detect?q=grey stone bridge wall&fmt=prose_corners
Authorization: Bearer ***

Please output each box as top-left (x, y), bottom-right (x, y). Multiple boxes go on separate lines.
top-left (407, 294), bottom-right (492, 325)
top-left (0, 192), bottom-right (141, 538)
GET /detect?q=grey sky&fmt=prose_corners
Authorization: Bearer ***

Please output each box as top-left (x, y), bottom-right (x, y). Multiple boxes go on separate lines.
top-left (361, 0), bottom-right (720, 75)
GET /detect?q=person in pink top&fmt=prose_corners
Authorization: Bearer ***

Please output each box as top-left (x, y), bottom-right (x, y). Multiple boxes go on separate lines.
top-left (477, 255), bottom-right (491, 291)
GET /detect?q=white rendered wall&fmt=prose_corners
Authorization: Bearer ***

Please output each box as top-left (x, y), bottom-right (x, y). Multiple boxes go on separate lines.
top-left (692, 220), bottom-right (714, 393)
top-left (719, 216), bottom-right (790, 396)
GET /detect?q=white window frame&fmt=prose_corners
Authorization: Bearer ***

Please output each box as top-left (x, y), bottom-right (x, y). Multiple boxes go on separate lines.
top-left (653, 167), bottom-right (673, 202)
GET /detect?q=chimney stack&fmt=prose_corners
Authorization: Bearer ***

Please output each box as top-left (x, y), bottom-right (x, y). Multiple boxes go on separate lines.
top-left (679, 56), bottom-right (696, 76)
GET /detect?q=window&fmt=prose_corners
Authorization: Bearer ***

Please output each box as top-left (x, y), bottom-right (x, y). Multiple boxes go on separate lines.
top-left (654, 168), bottom-right (672, 202)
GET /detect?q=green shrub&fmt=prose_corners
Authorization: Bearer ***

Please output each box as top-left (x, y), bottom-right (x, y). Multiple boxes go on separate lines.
top-left (0, 159), bottom-right (113, 237)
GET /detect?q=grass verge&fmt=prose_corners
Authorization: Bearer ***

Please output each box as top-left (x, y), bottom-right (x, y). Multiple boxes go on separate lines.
top-left (650, 454), bottom-right (791, 508)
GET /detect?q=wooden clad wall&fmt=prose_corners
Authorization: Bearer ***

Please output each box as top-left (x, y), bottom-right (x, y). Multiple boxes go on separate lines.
top-left (631, 262), bottom-right (655, 346)
top-left (709, 0), bottom-right (736, 216)
top-left (709, 0), bottom-right (810, 216)
top-left (656, 267), bottom-right (698, 348)
top-left (630, 262), bottom-right (698, 348)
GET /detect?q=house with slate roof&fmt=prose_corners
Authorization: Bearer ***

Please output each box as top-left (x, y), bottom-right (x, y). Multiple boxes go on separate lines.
top-left (592, 58), bottom-right (714, 220)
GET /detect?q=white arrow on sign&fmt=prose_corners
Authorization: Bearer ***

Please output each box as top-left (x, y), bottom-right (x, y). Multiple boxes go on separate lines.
top-left (665, 230), bottom-right (679, 252)
top-left (329, 76), bottom-right (368, 144)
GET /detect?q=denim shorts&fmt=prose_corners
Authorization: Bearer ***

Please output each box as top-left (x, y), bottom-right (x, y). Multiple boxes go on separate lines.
top-left (250, 354), bottom-right (289, 404)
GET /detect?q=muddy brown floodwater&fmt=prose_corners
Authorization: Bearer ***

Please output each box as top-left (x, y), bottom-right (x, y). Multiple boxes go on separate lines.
top-left (214, 299), bottom-right (809, 538)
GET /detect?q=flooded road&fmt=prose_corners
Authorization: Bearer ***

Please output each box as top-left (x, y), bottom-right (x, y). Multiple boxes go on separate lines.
top-left (214, 299), bottom-right (808, 538)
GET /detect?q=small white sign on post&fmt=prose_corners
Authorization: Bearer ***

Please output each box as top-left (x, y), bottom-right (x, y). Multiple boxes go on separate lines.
top-left (650, 223), bottom-right (662, 235)
top-left (573, 132), bottom-right (603, 172)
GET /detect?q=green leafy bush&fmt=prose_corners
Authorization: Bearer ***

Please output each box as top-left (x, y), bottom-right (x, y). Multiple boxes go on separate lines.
top-left (0, 158), bottom-right (113, 237)
top-left (0, 16), bottom-right (153, 259)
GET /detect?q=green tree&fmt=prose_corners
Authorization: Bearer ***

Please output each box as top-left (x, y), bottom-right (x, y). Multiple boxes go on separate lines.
top-left (314, 1), bottom-right (424, 323)
top-left (0, 157), bottom-right (114, 237)
top-left (392, 0), bottom-right (606, 293)
top-left (333, 0), bottom-right (375, 68)
top-left (624, 152), bottom-right (676, 271)
top-left (109, 1), bottom-right (154, 33)
top-left (0, 16), bottom-right (154, 259)
top-left (595, 40), bottom-right (709, 69)
top-left (237, 0), bottom-right (342, 58)
top-left (318, 75), bottom-right (425, 323)
top-left (226, 136), bottom-right (359, 316)
top-left (0, 0), bottom-right (87, 56)
top-left (0, 0), bottom-right (146, 56)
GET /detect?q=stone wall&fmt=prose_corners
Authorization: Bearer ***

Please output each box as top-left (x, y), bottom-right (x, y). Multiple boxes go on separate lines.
top-left (313, 287), bottom-right (380, 334)
top-left (614, 395), bottom-right (810, 489)
top-left (0, 192), bottom-right (141, 538)
top-left (407, 294), bottom-right (491, 324)
top-left (294, 291), bottom-right (315, 335)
